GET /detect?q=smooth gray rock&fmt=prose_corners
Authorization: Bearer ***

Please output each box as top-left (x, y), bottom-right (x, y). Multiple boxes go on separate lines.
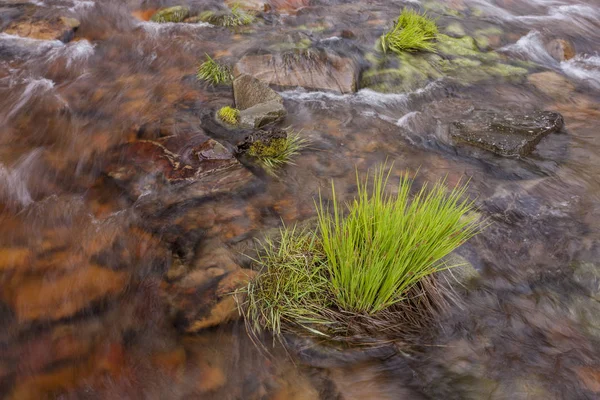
top-left (239, 100), bottom-right (286, 128)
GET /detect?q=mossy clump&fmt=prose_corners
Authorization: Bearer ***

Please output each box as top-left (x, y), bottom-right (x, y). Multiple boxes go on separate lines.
top-left (199, 4), bottom-right (254, 27)
top-left (217, 106), bottom-right (240, 125)
top-left (380, 8), bottom-right (438, 54)
top-left (197, 54), bottom-right (233, 85)
top-left (150, 6), bottom-right (189, 23)
top-left (242, 164), bottom-right (484, 343)
top-left (248, 131), bottom-right (308, 176)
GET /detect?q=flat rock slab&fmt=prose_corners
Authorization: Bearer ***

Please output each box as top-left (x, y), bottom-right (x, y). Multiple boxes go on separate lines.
top-left (450, 110), bottom-right (564, 156)
top-left (104, 133), bottom-right (255, 202)
top-left (234, 53), bottom-right (358, 94)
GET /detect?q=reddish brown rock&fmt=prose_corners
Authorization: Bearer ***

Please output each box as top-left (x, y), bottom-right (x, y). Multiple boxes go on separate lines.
top-left (577, 367), bottom-right (600, 393)
top-left (167, 269), bottom-right (257, 333)
top-left (0, 248), bottom-right (31, 271)
top-left (546, 38), bottom-right (576, 62)
top-left (104, 134), bottom-right (255, 203)
top-left (3, 11), bottom-right (80, 42)
top-left (10, 266), bottom-right (128, 323)
top-left (234, 53), bottom-right (359, 94)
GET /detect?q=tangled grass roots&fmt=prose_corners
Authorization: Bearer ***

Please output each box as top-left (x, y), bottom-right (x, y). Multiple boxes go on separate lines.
top-left (380, 8), bottom-right (438, 54)
top-left (197, 54), bottom-right (233, 85)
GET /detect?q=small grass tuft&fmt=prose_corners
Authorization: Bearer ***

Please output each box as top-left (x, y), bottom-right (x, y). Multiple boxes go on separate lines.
top-left (197, 54), bottom-right (233, 85)
top-left (200, 4), bottom-right (255, 27)
top-left (243, 225), bottom-right (331, 338)
top-left (249, 130), bottom-right (309, 176)
top-left (217, 106), bottom-right (240, 125)
top-left (380, 8), bottom-right (438, 54)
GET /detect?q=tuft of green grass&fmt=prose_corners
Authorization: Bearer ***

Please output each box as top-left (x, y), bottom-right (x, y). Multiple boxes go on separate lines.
top-left (200, 4), bottom-right (255, 27)
top-left (316, 166), bottom-right (480, 314)
top-left (197, 54), bottom-right (233, 85)
top-left (217, 106), bottom-right (240, 125)
top-left (249, 130), bottom-right (309, 176)
top-left (242, 163), bottom-right (483, 341)
top-left (380, 8), bottom-right (438, 54)
top-left (243, 225), bottom-right (331, 338)
top-left (150, 6), bottom-right (189, 23)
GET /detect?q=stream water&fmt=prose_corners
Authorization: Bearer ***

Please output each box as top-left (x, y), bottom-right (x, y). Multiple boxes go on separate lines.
top-left (1, 0), bottom-right (600, 399)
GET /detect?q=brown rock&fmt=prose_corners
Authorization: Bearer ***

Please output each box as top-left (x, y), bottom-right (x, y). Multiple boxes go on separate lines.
top-left (234, 53), bottom-right (358, 94)
top-left (576, 367), bottom-right (600, 393)
top-left (152, 347), bottom-right (186, 381)
top-left (10, 266), bottom-right (128, 323)
top-left (546, 39), bottom-right (576, 62)
top-left (4, 15), bottom-right (79, 42)
top-left (168, 269), bottom-right (257, 333)
top-left (528, 71), bottom-right (576, 99)
top-left (197, 361), bottom-right (227, 393)
top-left (0, 248), bottom-right (31, 271)
top-left (104, 134), bottom-right (255, 203)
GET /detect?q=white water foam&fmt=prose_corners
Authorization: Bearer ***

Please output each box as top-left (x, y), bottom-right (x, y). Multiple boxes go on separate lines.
top-left (46, 39), bottom-right (95, 68)
top-left (5, 78), bottom-right (55, 121)
top-left (561, 55), bottom-right (600, 90)
top-left (501, 30), bottom-right (558, 68)
top-left (139, 21), bottom-right (213, 38)
top-left (280, 82), bottom-right (441, 108)
top-left (0, 149), bottom-right (42, 209)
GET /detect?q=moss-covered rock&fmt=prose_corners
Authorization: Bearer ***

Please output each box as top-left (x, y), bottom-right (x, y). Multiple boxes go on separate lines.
top-left (248, 136), bottom-right (288, 158)
top-left (362, 29), bottom-right (531, 93)
top-left (150, 6), bottom-right (189, 23)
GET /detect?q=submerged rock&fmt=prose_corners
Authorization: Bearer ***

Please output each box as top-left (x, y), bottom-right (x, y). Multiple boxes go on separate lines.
top-left (546, 38), bottom-right (576, 62)
top-left (169, 269), bottom-right (256, 333)
top-left (528, 71), bottom-right (576, 99)
top-left (104, 133), bottom-right (254, 202)
top-left (234, 52), bottom-right (358, 94)
top-left (450, 110), bottom-right (564, 156)
top-left (3, 9), bottom-right (80, 42)
top-left (150, 6), bottom-right (189, 23)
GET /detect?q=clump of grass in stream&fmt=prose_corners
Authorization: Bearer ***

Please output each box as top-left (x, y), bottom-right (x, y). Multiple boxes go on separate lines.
top-left (317, 167), bottom-right (480, 314)
top-left (200, 4), bottom-right (254, 27)
top-left (248, 130), bottom-right (309, 176)
top-left (380, 8), bottom-right (438, 54)
top-left (242, 164), bottom-right (483, 343)
top-left (197, 54), bottom-right (232, 85)
top-left (217, 106), bottom-right (240, 125)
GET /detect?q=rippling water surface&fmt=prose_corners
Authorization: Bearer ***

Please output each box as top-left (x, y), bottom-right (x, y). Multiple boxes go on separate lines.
top-left (1, 0), bottom-right (600, 399)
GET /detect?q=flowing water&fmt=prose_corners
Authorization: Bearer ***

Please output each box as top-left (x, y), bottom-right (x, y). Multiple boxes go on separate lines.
top-left (1, 0), bottom-right (600, 398)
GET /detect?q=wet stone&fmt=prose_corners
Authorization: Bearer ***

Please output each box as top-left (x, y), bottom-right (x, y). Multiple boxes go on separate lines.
top-left (450, 110), bottom-right (564, 156)
top-left (167, 268), bottom-right (256, 333)
top-left (104, 133), bottom-right (254, 202)
top-left (233, 74), bottom-right (283, 111)
top-left (234, 52), bottom-right (358, 94)
top-left (2, 5), bottom-right (80, 42)
top-left (239, 100), bottom-right (287, 129)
